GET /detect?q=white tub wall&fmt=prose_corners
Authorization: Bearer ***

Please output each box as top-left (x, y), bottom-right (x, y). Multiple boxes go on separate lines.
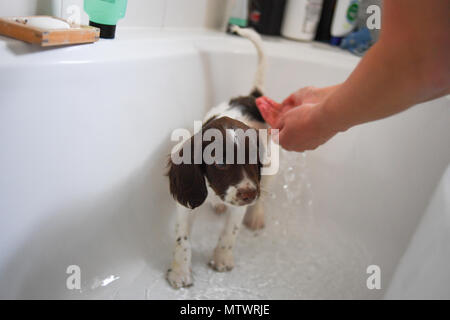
top-left (385, 165), bottom-right (450, 299)
top-left (0, 0), bottom-right (230, 29)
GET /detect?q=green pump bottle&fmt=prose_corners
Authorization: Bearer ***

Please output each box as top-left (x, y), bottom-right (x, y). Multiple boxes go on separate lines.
top-left (84, 0), bottom-right (128, 39)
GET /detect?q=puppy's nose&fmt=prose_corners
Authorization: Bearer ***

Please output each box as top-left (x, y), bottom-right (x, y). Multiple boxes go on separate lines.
top-left (236, 188), bottom-right (257, 203)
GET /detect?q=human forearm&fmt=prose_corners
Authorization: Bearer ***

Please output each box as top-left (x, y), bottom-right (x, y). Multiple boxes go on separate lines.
top-left (258, 0), bottom-right (450, 152)
top-left (318, 1), bottom-right (450, 132)
top-left (318, 42), bottom-right (423, 131)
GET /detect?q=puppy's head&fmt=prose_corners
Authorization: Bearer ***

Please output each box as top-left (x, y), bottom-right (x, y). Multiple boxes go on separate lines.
top-left (168, 117), bottom-right (262, 209)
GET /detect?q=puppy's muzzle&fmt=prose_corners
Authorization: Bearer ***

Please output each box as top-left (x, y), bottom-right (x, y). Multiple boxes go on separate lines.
top-left (236, 188), bottom-right (258, 205)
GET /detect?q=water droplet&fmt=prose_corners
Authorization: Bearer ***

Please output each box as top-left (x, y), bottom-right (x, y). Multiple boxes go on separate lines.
top-left (284, 166), bottom-right (296, 183)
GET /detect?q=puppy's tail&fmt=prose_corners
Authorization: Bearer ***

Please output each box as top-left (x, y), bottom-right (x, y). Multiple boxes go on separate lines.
top-left (230, 25), bottom-right (267, 97)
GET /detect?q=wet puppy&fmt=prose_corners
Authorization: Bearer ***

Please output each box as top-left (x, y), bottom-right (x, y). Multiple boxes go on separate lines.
top-left (166, 26), bottom-right (274, 289)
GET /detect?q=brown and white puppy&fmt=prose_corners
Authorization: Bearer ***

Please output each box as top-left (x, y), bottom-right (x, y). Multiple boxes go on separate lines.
top-left (166, 26), bottom-right (275, 289)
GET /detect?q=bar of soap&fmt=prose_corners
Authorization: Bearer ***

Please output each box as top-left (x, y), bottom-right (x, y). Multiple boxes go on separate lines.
top-left (26, 17), bottom-right (71, 30)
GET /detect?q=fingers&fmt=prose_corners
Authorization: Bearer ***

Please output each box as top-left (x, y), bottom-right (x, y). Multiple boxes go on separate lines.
top-left (256, 101), bottom-right (277, 127)
top-left (274, 108), bottom-right (285, 127)
top-left (282, 91), bottom-right (302, 107)
top-left (256, 96), bottom-right (282, 110)
top-left (276, 112), bottom-right (306, 152)
top-left (282, 86), bottom-right (319, 107)
top-left (281, 94), bottom-right (295, 107)
top-left (274, 114), bottom-right (292, 149)
top-left (278, 127), bottom-right (304, 152)
top-left (263, 96), bottom-right (282, 109)
top-left (256, 95), bottom-right (301, 128)
top-left (278, 129), bottom-right (299, 152)
top-left (255, 96), bottom-right (281, 128)
top-left (278, 127), bottom-right (288, 148)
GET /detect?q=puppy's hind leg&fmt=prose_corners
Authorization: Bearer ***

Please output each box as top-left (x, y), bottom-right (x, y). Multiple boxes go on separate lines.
top-left (167, 204), bottom-right (196, 289)
top-left (209, 206), bottom-right (246, 272)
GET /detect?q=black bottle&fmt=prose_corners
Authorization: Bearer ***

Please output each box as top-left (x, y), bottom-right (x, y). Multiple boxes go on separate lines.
top-left (248, 0), bottom-right (287, 36)
top-left (315, 0), bottom-right (337, 43)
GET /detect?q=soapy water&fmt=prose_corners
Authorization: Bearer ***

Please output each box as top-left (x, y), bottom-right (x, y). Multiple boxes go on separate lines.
top-left (85, 150), bottom-right (372, 299)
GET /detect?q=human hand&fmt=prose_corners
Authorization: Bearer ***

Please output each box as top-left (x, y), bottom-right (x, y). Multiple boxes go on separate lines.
top-left (275, 102), bottom-right (339, 152)
top-left (256, 85), bottom-right (340, 128)
top-left (257, 97), bottom-right (339, 152)
top-left (282, 85), bottom-right (340, 108)
top-left (256, 85), bottom-right (342, 152)
top-left (255, 96), bottom-right (286, 128)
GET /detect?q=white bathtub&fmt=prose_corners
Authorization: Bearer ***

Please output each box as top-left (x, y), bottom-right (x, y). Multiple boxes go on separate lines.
top-left (0, 28), bottom-right (449, 299)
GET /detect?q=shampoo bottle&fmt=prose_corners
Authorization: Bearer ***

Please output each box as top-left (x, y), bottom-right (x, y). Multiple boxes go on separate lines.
top-left (84, 0), bottom-right (128, 39)
top-left (330, 0), bottom-right (360, 45)
top-left (314, 0), bottom-right (337, 43)
top-left (228, 0), bottom-right (249, 27)
top-left (248, 0), bottom-right (287, 36)
top-left (281, 0), bottom-right (324, 41)
top-left (227, 0), bottom-right (248, 34)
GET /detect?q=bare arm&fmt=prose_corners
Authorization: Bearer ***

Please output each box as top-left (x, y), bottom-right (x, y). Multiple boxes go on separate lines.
top-left (321, 0), bottom-right (450, 131)
top-left (269, 0), bottom-right (450, 151)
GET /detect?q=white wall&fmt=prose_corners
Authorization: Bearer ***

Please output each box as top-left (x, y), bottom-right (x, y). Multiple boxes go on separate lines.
top-left (0, 0), bottom-right (230, 29)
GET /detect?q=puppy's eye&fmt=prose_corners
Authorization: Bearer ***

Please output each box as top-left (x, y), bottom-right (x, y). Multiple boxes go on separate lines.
top-left (214, 162), bottom-right (228, 170)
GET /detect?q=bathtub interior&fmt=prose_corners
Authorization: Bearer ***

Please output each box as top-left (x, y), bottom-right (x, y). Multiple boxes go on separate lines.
top-left (0, 31), bottom-right (449, 299)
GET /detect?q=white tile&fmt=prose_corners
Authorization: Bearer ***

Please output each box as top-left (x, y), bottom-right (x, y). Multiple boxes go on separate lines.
top-left (61, 0), bottom-right (89, 25)
top-left (0, 0), bottom-right (228, 29)
top-left (204, 0), bottom-right (233, 30)
top-left (62, 0), bottom-right (167, 28)
top-left (164, 0), bottom-right (232, 30)
top-left (0, 0), bottom-right (38, 16)
top-left (57, 0), bottom-right (166, 28)
top-left (121, 0), bottom-right (166, 28)
top-left (36, 0), bottom-right (59, 15)
top-left (0, 0), bottom-right (78, 20)
top-left (164, 0), bottom-right (208, 28)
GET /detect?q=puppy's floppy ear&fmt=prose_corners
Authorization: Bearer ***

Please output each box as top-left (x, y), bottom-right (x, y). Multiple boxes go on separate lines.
top-left (167, 135), bottom-right (207, 209)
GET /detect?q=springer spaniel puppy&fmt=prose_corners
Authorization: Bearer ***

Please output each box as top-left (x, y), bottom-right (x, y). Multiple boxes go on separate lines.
top-left (166, 26), bottom-right (276, 289)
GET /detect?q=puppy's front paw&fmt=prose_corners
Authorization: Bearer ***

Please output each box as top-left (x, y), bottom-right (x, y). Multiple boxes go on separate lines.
top-left (244, 204), bottom-right (265, 230)
top-left (166, 267), bottom-right (193, 289)
top-left (209, 248), bottom-right (234, 272)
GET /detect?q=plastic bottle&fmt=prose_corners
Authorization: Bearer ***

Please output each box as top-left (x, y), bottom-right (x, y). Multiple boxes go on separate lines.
top-left (84, 0), bottom-right (128, 39)
top-left (330, 0), bottom-right (360, 45)
top-left (314, 0), bottom-right (337, 43)
top-left (228, 0), bottom-right (249, 28)
top-left (248, 0), bottom-right (287, 36)
top-left (281, 0), bottom-right (324, 41)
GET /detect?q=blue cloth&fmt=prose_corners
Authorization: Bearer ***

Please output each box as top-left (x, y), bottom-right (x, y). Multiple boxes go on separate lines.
top-left (340, 27), bottom-right (373, 56)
